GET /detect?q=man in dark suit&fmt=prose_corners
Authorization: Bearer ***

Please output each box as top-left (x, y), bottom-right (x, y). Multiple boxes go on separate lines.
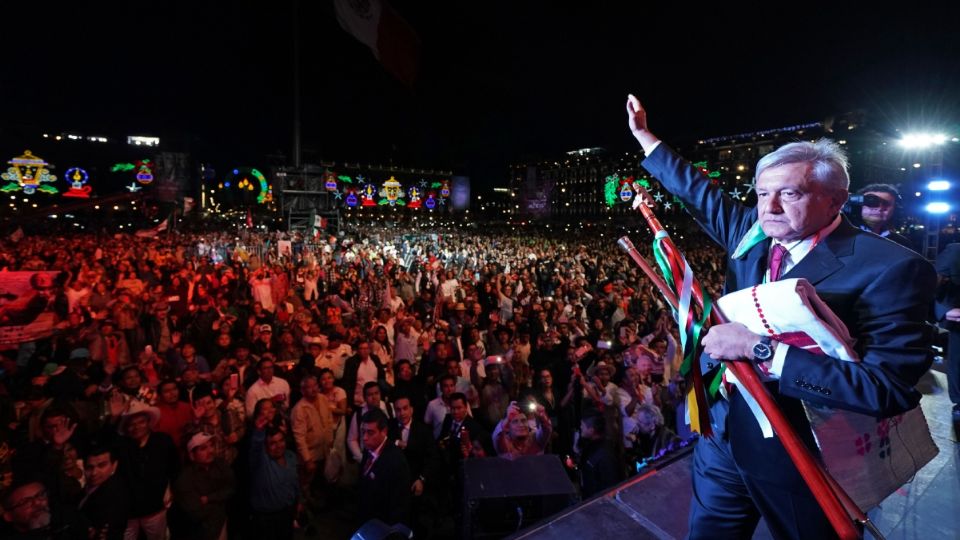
top-left (389, 395), bottom-right (441, 536)
top-left (626, 95), bottom-right (935, 540)
top-left (358, 408), bottom-right (412, 527)
top-left (437, 392), bottom-right (492, 467)
top-left (78, 445), bottom-right (130, 540)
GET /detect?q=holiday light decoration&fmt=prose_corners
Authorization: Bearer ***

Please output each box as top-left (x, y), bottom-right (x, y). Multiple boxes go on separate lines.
top-left (424, 193), bottom-right (437, 209)
top-left (345, 189), bottom-right (359, 207)
top-left (324, 170), bottom-right (338, 191)
top-left (619, 178), bottom-right (635, 202)
top-left (378, 176), bottom-right (405, 206)
top-left (439, 179), bottom-right (450, 198)
top-left (111, 163), bottom-right (136, 172)
top-left (226, 168), bottom-right (272, 204)
top-left (407, 185), bottom-right (422, 208)
top-left (1, 150), bottom-right (58, 194)
top-left (360, 183), bottom-right (378, 207)
top-left (63, 167), bottom-right (92, 198)
top-left (603, 173), bottom-right (620, 207)
top-left (135, 160), bottom-right (154, 184)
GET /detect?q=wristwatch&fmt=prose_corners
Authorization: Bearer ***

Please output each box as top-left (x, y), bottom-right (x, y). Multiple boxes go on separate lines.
top-left (752, 335), bottom-right (774, 363)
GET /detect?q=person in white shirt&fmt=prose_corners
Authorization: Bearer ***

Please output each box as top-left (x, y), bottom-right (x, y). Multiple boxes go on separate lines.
top-left (346, 382), bottom-right (394, 462)
top-left (393, 318), bottom-right (421, 369)
top-left (315, 333), bottom-right (352, 380)
top-left (424, 375), bottom-right (457, 439)
top-left (244, 357), bottom-right (291, 417)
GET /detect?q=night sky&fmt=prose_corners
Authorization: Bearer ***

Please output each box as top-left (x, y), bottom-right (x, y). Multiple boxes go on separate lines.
top-left (3, 2), bottom-right (960, 190)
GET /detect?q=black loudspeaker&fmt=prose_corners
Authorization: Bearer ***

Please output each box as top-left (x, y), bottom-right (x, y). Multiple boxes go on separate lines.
top-left (462, 455), bottom-right (580, 538)
top-left (350, 519), bottom-right (412, 540)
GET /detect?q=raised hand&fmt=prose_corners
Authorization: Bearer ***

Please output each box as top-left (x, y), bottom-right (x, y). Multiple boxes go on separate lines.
top-left (626, 94), bottom-right (659, 150)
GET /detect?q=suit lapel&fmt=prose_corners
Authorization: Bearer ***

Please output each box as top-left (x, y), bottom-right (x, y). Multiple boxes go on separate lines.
top-left (782, 219), bottom-right (856, 286)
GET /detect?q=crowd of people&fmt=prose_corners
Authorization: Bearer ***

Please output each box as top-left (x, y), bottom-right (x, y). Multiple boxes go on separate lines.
top-left (0, 220), bottom-right (723, 539)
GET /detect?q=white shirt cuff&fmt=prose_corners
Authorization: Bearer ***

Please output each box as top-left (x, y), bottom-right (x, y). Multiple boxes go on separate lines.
top-left (768, 343), bottom-right (790, 378)
top-left (644, 140), bottom-right (662, 156)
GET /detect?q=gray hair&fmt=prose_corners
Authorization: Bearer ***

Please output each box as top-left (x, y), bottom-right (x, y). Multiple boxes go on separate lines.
top-left (755, 139), bottom-right (850, 191)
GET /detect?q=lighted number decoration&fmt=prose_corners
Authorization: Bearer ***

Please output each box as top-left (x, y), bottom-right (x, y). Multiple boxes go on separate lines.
top-left (1, 150), bottom-right (58, 194)
top-left (63, 167), bottom-right (92, 198)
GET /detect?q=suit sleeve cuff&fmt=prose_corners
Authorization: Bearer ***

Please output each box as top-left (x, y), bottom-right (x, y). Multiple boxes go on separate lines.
top-left (768, 343), bottom-right (790, 378)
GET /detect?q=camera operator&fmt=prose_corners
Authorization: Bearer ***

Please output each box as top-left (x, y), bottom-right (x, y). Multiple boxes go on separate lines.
top-left (853, 183), bottom-right (915, 250)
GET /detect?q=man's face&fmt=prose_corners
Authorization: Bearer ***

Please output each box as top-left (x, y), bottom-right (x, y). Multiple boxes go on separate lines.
top-left (190, 441), bottom-right (215, 466)
top-left (358, 342), bottom-right (371, 359)
top-left (217, 334), bottom-right (231, 348)
top-left (361, 421), bottom-right (387, 452)
top-left (861, 191), bottom-right (896, 228)
top-left (446, 360), bottom-right (461, 377)
top-left (159, 383), bottom-right (180, 405)
top-left (195, 396), bottom-right (215, 418)
top-left (364, 386), bottom-right (381, 408)
top-left (440, 378), bottom-right (456, 398)
top-left (122, 369), bottom-right (141, 390)
top-left (259, 362), bottom-right (274, 383)
top-left (450, 398), bottom-right (468, 422)
top-left (182, 344), bottom-right (195, 359)
top-left (41, 414), bottom-right (68, 443)
top-left (125, 413), bottom-right (151, 440)
top-left (2, 482), bottom-right (51, 531)
top-left (395, 398), bottom-right (413, 424)
top-left (266, 432), bottom-right (286, 460)
top-left (756, 162), bottom-right (846, 242)
top-left (84, 452), bottom-right (117, 488)
top-left (301, 377), bottom-right (319, 400)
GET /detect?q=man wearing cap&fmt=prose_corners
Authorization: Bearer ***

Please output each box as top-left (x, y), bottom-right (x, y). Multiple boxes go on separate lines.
top-left (244, 357), bottom-right (291, 417)
top-left (112, 400), bottom-right (180, 540)
top-left (171, 433), bottom-right (236, 540)
top-left (253, 324), bottom-right (277, 357)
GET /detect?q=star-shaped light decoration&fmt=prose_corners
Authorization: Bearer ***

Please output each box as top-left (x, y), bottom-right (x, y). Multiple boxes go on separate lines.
top-left (419, 179), bottom-right (428, 188)
top-left (333, 190), bottom-right (343, 200)
top-left (742, 182), bottom-right (755, 194)
top-left (438, 196), bottom-right (446, 206)
top-left (728, 187), bottom-right (742, 199)
top-left (125, 183), bottom-right (142, 192)
top-left (653, 191), bottom-right (664, 202)
top-left (356, 175), bottom-right (366, 185)
top-left (664, 201), bottom-right (673, 210)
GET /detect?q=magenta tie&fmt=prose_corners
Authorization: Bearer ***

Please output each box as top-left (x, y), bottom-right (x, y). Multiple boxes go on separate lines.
top-left (768, 244), bottom-right (789, 282)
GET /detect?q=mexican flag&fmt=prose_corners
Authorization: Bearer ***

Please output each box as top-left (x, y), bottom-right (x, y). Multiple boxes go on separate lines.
top-left (334, 0), bottom-right (420, 88)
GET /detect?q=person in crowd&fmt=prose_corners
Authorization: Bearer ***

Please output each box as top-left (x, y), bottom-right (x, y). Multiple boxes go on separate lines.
top-left (347, 382), bottom-right (394, 462)
top-left (576, 413), bottom-right (623, 498)
top-left (627, 93), bottom-right (934, 539)
top-left (78, 444), bottom-right (130, 540)
top-left (249, 418), bottom-right (299, 540)
top-left (492, 401), bottom-right (552, 459)
top-left (171, 432), bottom-right (236, 540)
top-left (244, 357), bottom-right (290, 417)
top-left (357, 408), bottom-right (412, 526)
top-left (1, 480), bottom-right (89, 540)
top-left (290, 375), bottom-right (334, 503)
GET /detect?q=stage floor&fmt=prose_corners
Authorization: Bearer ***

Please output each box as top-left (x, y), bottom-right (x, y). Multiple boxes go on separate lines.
top-left (514, 368), bottom-right (959, 540)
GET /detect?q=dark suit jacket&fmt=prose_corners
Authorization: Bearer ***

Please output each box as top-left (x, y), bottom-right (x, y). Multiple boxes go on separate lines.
top-left (437, 414), bottom-right (493, 463)
top-left (78, 474), bottom-right (130, 540)
top-left (643, 143), bottom-right (936, 477)
top-left (358, 442), bottom-right (412, 526)
top-left (340, 354), bottom-right (388, 401)
top-left (934, 243), bottom-right (960, 330)
top-left (389, 418), bottom-right (441, 486)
